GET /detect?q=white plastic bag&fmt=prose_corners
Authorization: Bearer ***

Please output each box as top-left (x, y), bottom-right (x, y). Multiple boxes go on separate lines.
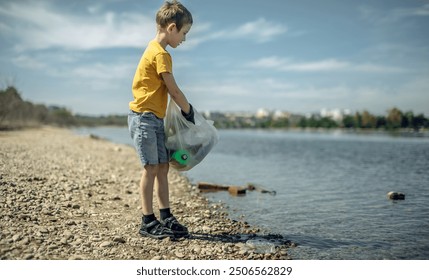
top-left (164, 100), bottom-right (219, 171)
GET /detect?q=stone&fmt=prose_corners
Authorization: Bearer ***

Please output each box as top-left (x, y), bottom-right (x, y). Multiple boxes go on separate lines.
top-left (175, 251), bottom-right (185, 258)
top-left (38, 227), bottom-right (49, 234)
top-left (48, 245), bottom-right (59, 250)
top-left (69, 255), bottom-right (85, 260)
top-left (12, 234), bottom-right (22, 242)
top-left (60, 238), bottom-right (68, 245)
top-left (100, 241), bottom-right (113, 248)
top-left (387, 191), bottom-right (405, 200)
top-left (72, 238), bottom-right (83, 246)
top-left (113, 236), bottom-right (126, 244)
top-left (20, 237), bottom-right (30, 245)
top-left (24, 254), bottom-right (34, 260)
top-left (91, 236), bottom-right (102, 242)
top-left (192, 245), bottom-right (201, 254)
top-left (202, 226), bottom-right (211, 233)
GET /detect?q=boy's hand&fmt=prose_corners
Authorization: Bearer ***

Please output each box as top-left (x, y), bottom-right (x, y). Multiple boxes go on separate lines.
top-left (181, 104), bottom-right (195, 124)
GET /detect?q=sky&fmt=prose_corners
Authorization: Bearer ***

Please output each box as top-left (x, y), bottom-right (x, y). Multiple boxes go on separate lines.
top-left (1, 0), bottom-right (428, 116)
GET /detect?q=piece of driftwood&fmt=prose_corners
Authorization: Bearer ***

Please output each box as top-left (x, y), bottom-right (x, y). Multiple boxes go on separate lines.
top-left (228, 186), bottom-right (247, 196)
top-left (197, 182), bottom-right (276, 196)
top-left (247, 183), bottom-right (277, 196)
top-left (197, 182), bottom-right (229, 192)
top-left (197, 182), bottom-right (246, 196)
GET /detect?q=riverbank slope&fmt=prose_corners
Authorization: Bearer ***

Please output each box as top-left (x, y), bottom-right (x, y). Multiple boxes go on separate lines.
top-left (0, 127), bottom-right (291, 260)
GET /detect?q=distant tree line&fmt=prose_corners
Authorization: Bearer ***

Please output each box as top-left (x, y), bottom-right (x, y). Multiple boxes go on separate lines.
top-left (298, 108), bottom-right (428, 130)
top-left (0, 86), bottom-right (73, 128)
top-left (0, 86), bottom-right (126, 129)
top-left (212, 109), bottom-right (429, 131)
top-left (342, 109), bottom-right (428, 130)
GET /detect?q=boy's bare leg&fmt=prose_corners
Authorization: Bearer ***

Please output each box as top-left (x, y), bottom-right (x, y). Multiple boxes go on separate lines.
top-left (155, 163), bottom-right (188, 236)
top-left (140, 164), bottom-right (159, 215)
top-left (155, 163), bottom-right (170, 210)
top-left (139, 163), bottom-right (174, 239)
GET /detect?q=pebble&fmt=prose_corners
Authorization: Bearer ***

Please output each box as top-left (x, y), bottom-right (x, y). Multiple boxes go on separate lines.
top-left (39, 228), bottom-right (49, 234)
top-left (24, 254), bottom-right (34, 260)
top-left (202, 226), bottom-right (211, 233)
top-left (91, 236), bottom-right (102, 242)
top-left (192, 245), bottom-right (201, 254)
top-left (12, 234), bottom-right (22, 242)
top-left (20, 237), bottom-right (30, 245)
top-left (63, 230), bottom-right (73, 238)
top-left (113, 236), bottom-right (126, 244)
top-left (69, 255), bottom-right (84, 260)
top-left (100, 241), bottom-right (113, 248)
top-left (48, 245), bottom-right (59, 250)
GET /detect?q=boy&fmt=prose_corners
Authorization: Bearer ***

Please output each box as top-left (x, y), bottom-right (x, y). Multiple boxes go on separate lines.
top-left (128, 0), bottom-right (195, 239)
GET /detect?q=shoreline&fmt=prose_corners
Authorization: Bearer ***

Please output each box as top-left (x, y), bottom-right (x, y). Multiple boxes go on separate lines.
top-left (0, 126), bottom-right (292, 260)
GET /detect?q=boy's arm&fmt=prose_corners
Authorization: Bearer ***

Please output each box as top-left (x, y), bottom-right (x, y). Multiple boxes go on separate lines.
top-left (161, 72), bottom-right (191, 113)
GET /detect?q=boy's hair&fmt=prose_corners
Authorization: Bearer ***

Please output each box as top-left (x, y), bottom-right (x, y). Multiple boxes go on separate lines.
top-left (156, 0), bottom-right (193, 32)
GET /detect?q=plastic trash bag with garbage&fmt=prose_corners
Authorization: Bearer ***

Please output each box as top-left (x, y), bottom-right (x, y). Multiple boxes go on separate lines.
top-left (164, 100), bottom-right (219, 171)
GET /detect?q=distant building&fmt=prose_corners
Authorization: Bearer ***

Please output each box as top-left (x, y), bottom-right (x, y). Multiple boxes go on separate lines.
top-left (320, 108), bottom-right (350, 122)
top-left (273, 110), bottom-right (290, 120)
top-left (256, 108), bottom-right (271, 119)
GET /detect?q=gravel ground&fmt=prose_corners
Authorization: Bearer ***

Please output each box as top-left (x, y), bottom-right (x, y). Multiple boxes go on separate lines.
top-left (0, 127), bottom-right (293, 260)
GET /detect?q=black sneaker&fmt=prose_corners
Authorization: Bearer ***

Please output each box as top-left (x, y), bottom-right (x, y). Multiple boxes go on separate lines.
top-left (161, 216), bottom-right (189, 237)
top-left (139, 219), bottom-right (174, 239)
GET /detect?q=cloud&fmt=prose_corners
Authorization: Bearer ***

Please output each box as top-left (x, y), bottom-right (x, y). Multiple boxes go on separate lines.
top-left (231, 18), bottom-right (287, 43)
top-left (389, 3), bottom-right (429, 19)
top-left (0, 1), bottom-right (154, 51)
top-left (12, 55), bottom-right (48, 70)
top-left (184, 18), bottom-right (287, 49)
top-left (182, 62), bottom-right (424, 114)
top-left (183, 76), bottom-right (363, 113)
top-left (0, 1), bottom-right (287, 52)
top-left (181, 29), bottom-right (225, 50)
top-left (248, 56), bottom-right (406, 73)
top-left (71, 62), bottom-right (134, 81)
top-left (359, 3), bottom-right (429, 25)
top-left (249, 57), bottom-right (348, 72)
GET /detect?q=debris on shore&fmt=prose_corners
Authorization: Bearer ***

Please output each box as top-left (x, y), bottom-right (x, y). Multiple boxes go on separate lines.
top-left (197, 182), bottom-right (276, 196)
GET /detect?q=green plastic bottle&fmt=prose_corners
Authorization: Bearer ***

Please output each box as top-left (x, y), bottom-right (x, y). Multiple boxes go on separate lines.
top-left (171, 149), bottom-right (190, 165)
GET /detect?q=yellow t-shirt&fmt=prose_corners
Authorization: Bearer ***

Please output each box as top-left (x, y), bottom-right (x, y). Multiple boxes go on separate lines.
top-left (129, 40), bottom-right (172, 118)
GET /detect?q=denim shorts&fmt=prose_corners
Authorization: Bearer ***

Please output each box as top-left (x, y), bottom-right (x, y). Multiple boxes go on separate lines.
top-left (128, 111), bottom-right (169, 166)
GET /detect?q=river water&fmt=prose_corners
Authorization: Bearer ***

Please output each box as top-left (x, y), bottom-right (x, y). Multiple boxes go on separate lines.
top-left (74, 127), bottom-right (429, 260)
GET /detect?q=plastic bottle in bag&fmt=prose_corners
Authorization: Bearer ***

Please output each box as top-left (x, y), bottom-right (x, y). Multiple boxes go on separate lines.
top-left (165, 100), bottom-right (218, 171)
top-left (171, 149), bottom-right (190, 164)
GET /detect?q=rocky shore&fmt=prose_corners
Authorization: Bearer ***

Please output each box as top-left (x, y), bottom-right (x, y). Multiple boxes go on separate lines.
top-left (0, 127), bottom-right (292, 260)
